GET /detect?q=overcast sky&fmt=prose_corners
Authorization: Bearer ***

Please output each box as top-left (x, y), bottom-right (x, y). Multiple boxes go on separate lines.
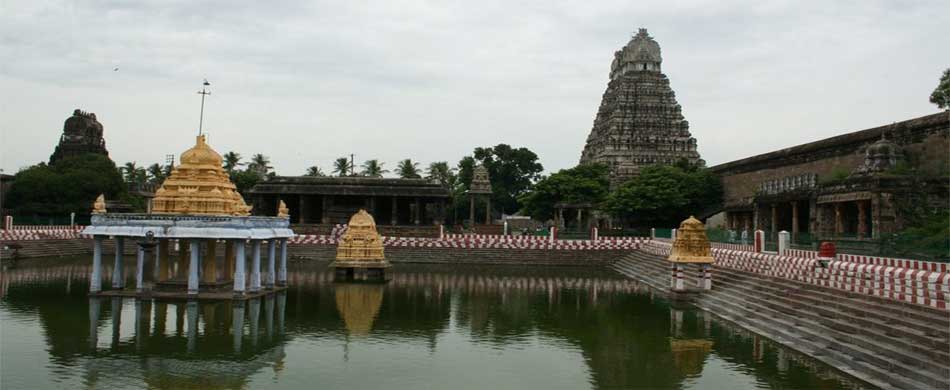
top-left (1, 0), bottom-right (947, 177)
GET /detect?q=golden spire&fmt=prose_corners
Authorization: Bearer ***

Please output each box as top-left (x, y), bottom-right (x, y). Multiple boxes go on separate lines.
top-left (92, 194), bottom-right (107, 214)
top-left (151, 135), bottom-right (252, 216)
top-left (336, 210), bottom-right (386, 261)
top-left (668, 216), bottom-right (714, 263)
top-left (277, 200), bottom-right (290, 218)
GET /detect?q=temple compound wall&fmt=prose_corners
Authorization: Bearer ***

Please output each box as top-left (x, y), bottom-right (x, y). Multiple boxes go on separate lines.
top-left (710, 112), bottom-right (948, 245)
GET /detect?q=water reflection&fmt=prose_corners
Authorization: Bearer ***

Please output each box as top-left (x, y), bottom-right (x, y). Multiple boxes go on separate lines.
top-left (1, 257), bottom-right (859, 389)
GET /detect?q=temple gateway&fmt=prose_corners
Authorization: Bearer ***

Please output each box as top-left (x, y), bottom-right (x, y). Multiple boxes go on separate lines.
top-left (580, 29), bottom-right (703, 184)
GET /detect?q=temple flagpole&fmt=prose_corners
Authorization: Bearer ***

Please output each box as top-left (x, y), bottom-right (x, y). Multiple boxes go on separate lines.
top-left (197, 79), bottom-right (211, 136)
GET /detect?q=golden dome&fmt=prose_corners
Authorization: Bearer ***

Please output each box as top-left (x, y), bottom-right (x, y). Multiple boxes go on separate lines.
top-left (151, 135), bottom-right (252, 216)
top-left (668, 216), bottom-right (714, 263)
top-left (336, 210), bottom-right (386, 261)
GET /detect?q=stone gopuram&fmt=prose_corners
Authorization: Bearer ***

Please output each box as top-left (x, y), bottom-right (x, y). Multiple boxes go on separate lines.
top-left (580, 29), bottom-right (703, 184)
top-left (50, 109), bottom-right (109, 164)
top-left (331, 209), bottom-right (391, 282)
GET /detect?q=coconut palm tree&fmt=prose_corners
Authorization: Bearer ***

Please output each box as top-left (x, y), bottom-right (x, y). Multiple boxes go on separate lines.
top-left (147, 163), bottom-right (167, 184)
top-left (426, 161), bottom-right (456, 187)
top-left (248, 153), bottom-right (273, 177)
top-left (396, 159), bottom-right (422, 179)
top-left (360, 159), bottom-right (388, 178)
top-left (122, 162), bottom-right (147, 185)
top-left (305, 166), bottom-right (325, 177)
top-left (223, 151), bottom-right (243, 173)
top-left (333, 157), bottom-right (351, 177)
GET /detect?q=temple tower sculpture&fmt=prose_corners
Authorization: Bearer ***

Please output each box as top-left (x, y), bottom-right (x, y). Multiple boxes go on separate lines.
top-left (49, 109), bottom-right (109, 164)
top-left (468, 165), bottom-right (493, 225)
top-left (668, 216), bottom-right (714, 293)
top-left (331, 209), bottom-right (391, 282)
top-left (579, 29), bottom-right (703, 184)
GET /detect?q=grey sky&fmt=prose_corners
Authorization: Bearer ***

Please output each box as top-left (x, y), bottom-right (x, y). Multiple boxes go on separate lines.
top-left (1, 0), bottom-right (947, 176)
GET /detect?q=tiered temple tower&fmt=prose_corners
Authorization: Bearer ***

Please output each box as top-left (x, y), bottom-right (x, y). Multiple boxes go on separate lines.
top-left (49, 109), bottom-right (109, 164)
top-left (579, 29), bottom-right (703, 184)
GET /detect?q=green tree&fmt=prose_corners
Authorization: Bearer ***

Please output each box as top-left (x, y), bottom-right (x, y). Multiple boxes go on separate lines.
top-left (230, 169), bottom-right (261, 196)
top-left (6, 154), bottom-right (126, 216)
top-left (223, 151), bottom-right (243, 173)
top-left (520, 163), bottom-right (610, 220)
top-left (931, 68), bottom-right (950, 109)
top-left (458, 144), bottom-right (543, 214)
top-left (604, 165), bottom-right (722, 228)
top-left (426, 161), bottom-right (456, 187)
top-left (121, 162), bottom-right (147, 185)
top-left (146, 163), bottom-right (167, 184)
top-left (333, 157), bottom-right (352, 177)
top-left (396, 159), bottom-right (421, 179)
top-left (305, 166), bottom-right (325, 177)
top-left (248, 153), bottom-right (273, 177)
top-left (360, 159), bottom-right (388, 178)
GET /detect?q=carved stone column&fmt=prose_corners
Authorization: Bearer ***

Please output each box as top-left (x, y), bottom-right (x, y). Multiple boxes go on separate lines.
top-left (857, 201), bottom-right (867, 239)
top-left (203, 239), bottom-right (217, 283)
top-left (770, 204), bottom-right (778, 239)
top-left (791, 201), bottom-right (799, 240)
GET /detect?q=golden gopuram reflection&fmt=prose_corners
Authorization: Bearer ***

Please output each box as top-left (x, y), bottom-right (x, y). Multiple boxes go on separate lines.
top-left (330, 209), bottom-right (391, 282)
top-left (334, 284), bottom-right (385, 336)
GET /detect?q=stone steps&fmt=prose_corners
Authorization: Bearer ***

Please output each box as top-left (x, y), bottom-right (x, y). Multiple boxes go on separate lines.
top-left (711, 269), bottom-right (950, 373)
top-left (714, 267), bottom-right (950, 344)
top-left (615, 250), bottom-right (950, 390)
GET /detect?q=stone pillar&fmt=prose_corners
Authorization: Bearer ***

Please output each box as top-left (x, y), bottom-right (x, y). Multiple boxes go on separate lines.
top-left (752, 203), bottom-right (759, 231)
top-left (233, 240), bottom-right (246, 296)
top-left (278, 239), bottom-right (288, 286)
top-left (203, 239), bottom-right (217, 283)
top-left (576, 209), bottom-right (583, 228)
top-left (770, 204), bottom-right (778, 239)
top-left (250, 240), bottom-right (262, 292)
top-left (391, 197), bottom-right (399, 226)
top-left (266, 240), bottom-right (277, 289)
top-left (298, 195), bottom-right (307, 224)
top-left (469, 196), bottom-right (475, 225)
top-left (791, 201), bottom-right (800, 240)
top-left (91, 236), bottom-right (103, 292)
top-left (778, 231), bottom-right (790, 256)
top-left (321, 196), bottom-right (330, 224)
top-left (112, 236), bottom-right (125, 289)
top-left (135, 244), bottom-right (145, 292)
top-left (857, 201), bottom-right (867, 239)
top-left (485, 197), bottom-right (491, 225)
top-left (179, 239), bottom-right (191, 277)
top-left (670, 263), bottom-right (685, 291)
top-left (414, 198), bottom-right (421, 225)
top-left (834, 203), bottom-right (843, 236)
top-left (697, 264), bottom-right (712, 290)
top-left (188, 240), bottom-right (200, 295)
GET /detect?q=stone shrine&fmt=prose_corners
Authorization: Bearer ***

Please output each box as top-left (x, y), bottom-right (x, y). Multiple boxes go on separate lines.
top-left (49, 109), bottom-right (109, 164)
top-left (580, 29), bottom-right (703, 184)
top-left (330, 209), bottom-right (391, 281)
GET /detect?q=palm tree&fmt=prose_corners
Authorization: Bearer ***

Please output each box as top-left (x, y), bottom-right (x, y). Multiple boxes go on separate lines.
top-left (223, 151), bottom-right (243, 173)
top-left (122, 162), bottom-right (147, 185)
top-left (426, 161), bottom-right (456, 187)
top-left (147, 163), bottom-right (167, 184)
top-left (396, 159), bottom-right (421, 179)
top-left (360, 159), bottom-right (388, 178)
top-left (333, 157), bottom-right (351, 177)
top-left (248, 153), bottom-right (272, 177)
top-left (305, 166), bottom-right (325, 177)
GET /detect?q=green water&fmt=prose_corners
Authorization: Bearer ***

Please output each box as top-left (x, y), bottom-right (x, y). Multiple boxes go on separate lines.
top-left (0, 257), bottom-right (859, 389)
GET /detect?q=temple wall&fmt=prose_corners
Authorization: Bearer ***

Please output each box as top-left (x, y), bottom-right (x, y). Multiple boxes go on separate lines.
top-left (711, 112), bottom-right (949, 209)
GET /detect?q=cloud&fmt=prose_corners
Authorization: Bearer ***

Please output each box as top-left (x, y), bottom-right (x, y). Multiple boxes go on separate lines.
top-left (1, 0), bottom-right (947, 177)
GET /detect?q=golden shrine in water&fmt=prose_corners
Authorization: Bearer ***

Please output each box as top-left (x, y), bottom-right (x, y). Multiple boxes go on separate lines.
top-left (331, 210), bottom-right (391, 281)
top-left (151, 135), bottom-right (251, 216)
top-left (668, 216), bottom-right (714, 264)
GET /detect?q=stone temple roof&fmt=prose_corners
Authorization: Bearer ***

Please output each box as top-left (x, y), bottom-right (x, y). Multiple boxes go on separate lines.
top-left (250, 176), bottom-right (450, 198)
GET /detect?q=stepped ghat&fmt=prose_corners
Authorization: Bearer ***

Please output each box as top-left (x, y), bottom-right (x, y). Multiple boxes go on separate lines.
top-left (580, 28), bottom-right (703, 183)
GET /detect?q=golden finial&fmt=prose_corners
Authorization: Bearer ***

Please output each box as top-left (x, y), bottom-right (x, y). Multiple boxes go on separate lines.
top-left (92, 194), bottom-right (107, 214)
top-left (277, 200), bottom-right (290, 218)
top-left (668, 216), bottom-right (714, 263)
